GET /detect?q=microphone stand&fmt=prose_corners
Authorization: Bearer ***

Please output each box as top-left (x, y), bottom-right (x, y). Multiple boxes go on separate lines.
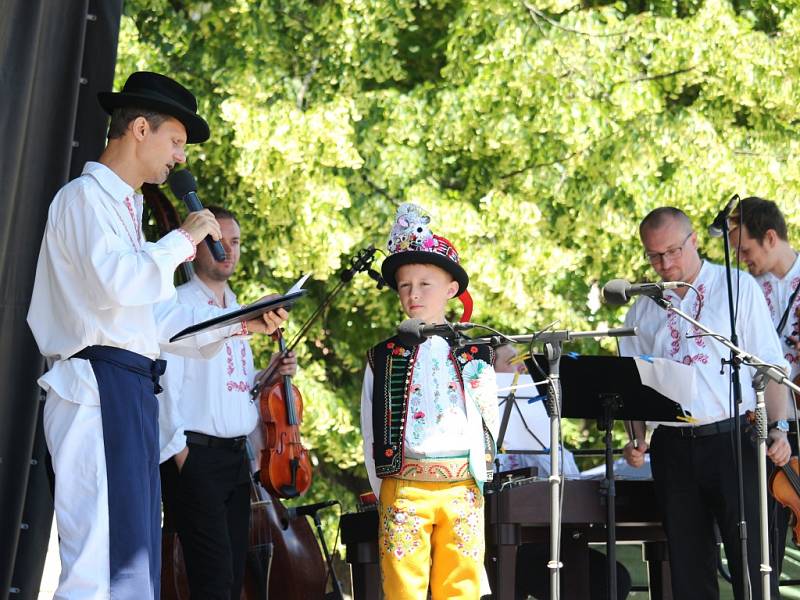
top-left (251, 246), bottom-right (381, 397)
top-left (460, 326), bottom-right (638, 600)
top-left (717, 210), bottom-right (752, 600)
top-left (649, 295), bottom-right (800, 600)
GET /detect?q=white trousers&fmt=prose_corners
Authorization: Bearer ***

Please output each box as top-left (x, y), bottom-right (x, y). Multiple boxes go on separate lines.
top-left (44, 391), bottom-right (111, 599)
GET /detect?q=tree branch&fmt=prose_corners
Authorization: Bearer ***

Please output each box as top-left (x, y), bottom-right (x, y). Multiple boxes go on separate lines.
top-left (297, 57), bottom-right (320, 110)
top-left (359, 170), bottom-right (398, 203)
top-left (523, 1), bottom-right (631, 38)
top-left (610, 65), bottom-right (697, 89)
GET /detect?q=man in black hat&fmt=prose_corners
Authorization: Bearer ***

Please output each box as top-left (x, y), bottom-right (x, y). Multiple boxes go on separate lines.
top-left (27, 72), bottom-right (287, 600)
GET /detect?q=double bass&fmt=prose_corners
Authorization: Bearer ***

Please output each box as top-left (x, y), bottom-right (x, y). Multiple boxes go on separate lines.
top-left (143, 184), bottom-right (327, 600)
top-left (160, 451), bottom-right (327, 600)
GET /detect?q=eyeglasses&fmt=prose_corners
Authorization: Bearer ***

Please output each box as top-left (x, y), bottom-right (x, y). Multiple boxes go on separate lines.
top-left (644, 232), bottom-right (693, 265)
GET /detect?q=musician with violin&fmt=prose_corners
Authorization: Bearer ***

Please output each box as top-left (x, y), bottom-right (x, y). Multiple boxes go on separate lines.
top-left (159, 205), bottom-right (297, 600)
top-left (728, 196), bottom-right (800, 577)
top-left (620, 207), bottom-right (790, 600)
top-left (361, 203), bottom-right (499, 600)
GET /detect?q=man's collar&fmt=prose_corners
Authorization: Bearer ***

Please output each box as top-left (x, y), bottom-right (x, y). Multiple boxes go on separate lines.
top-left (189, 275), bottom-right (238, 308)
top-left (82, 161), bottom-right (135, 202)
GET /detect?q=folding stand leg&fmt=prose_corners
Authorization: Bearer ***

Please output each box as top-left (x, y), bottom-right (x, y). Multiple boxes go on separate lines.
top-left (599, 394), bottom-right (620, 600)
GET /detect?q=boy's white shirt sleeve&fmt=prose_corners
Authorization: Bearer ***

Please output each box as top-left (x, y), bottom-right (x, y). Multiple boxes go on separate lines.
top-left (360, 363), bottom-right (382, 500)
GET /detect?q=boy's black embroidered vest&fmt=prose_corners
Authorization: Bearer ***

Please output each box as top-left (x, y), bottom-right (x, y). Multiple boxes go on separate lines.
top-left (367, 335), bottom-right (496, 479)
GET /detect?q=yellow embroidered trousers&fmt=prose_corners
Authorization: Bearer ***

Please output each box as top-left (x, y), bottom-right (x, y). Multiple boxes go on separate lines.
top-left (378, 477), bottom-right (484, 600)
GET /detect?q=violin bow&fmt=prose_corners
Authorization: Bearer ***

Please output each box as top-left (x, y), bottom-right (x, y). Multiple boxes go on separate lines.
top-left (250, 245), bottom-right (383, 398)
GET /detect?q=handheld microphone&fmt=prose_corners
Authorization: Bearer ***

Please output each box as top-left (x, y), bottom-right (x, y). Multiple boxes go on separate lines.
top-left (286, 499), bottom-right (338, 520)
top-left (602, 279), bottom-right (687, 306)
top-left (167, 169), bottom-right (226, 262)
top-left (708, 194), bottom-right (740, 238)
top-left (396, 319), bottom-right (475, 346)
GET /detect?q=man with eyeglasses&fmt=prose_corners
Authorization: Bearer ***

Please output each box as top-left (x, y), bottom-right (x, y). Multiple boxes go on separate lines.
top-left (728, 196), bottom-right (800, 580)
top-left (620, 206), bottom-right (790, 600)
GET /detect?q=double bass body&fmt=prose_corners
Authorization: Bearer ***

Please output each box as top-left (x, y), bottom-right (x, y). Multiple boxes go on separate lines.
top-left (161, 481), bottom-right (327, 600)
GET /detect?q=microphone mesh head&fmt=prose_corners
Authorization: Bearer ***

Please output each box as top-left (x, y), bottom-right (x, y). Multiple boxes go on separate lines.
top-left (602, 279), bottom-right (631, 306)
top-left (167, 168), bottom-right (197, 198)
top-left (397, 318), bottom-right (425, 346)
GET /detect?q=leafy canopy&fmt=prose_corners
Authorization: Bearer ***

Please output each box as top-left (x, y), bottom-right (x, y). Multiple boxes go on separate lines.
top-left (119, 0), bottom-right (800, 506)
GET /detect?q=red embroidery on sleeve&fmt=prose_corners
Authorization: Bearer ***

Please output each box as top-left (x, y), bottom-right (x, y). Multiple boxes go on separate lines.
top-left (175, 228), bottom-right (197, 262)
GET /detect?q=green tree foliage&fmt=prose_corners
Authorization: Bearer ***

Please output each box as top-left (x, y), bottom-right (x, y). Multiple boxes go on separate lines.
top-left (118, 0), bottom-right (800, 503)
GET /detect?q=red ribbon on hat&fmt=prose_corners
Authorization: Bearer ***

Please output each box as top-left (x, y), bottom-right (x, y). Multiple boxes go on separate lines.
top-left (458, 290), bottom-right (473, 323)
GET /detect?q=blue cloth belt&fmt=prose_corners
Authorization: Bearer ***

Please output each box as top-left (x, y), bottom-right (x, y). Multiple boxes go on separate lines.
top-left (72, 345), bottom-right (167, 393)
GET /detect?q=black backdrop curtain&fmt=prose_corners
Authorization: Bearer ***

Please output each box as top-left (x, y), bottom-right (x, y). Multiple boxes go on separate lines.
top-left (0, 1), bottom-right (123, 598)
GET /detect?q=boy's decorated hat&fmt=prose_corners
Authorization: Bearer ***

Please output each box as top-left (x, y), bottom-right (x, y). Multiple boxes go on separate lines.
top-left (381, 203), bottom-right (473, 321)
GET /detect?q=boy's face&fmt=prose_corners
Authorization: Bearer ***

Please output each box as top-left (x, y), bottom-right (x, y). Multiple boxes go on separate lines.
top-left (395, 263), bottom-right (459, 324)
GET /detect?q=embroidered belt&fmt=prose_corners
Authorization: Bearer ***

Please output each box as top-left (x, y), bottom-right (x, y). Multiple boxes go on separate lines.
top-left (396, 456), bottom-right (471, 482)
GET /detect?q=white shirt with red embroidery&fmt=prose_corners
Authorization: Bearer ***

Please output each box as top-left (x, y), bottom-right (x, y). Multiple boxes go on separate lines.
top-left (755, 254), bottom-right (800, 381)
top-left (27, 161), bottom-right (244, 407)
top-left (619, 260), bottom-right (787, 427)
top-left (158, 277), bottom-right (258, 462)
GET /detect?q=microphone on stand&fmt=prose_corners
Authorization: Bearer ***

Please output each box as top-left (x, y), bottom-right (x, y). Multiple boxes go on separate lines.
top-left (602, 279), bottom-right (687, 306)
top-left (396, 319), bottom-right (476, 346)
top-left (286, 499), bottom-right (338, 520)
top-left (167, 169), bottom-right (227, 262)
top-left (708, 194), bottom-right (740, 238)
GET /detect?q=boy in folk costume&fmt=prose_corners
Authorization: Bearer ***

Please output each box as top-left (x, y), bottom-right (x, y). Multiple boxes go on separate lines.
top-left (360, 203), bottom-right (499, 599)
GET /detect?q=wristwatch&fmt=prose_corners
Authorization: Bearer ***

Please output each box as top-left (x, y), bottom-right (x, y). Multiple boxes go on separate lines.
top-left (770, 419), bottom-right (790, 433)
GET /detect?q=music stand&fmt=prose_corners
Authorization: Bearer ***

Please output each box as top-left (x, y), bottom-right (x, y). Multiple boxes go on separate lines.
top-left (526, 353), bottom-right (690, 600)
top-left (495, 372), bottom-right (549, 458)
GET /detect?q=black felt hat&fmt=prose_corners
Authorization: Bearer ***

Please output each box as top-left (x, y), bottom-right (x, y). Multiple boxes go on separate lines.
top-left (98, 72), bottom-right (210, 143)
top-left (380, 203), bottom-right (469, 295)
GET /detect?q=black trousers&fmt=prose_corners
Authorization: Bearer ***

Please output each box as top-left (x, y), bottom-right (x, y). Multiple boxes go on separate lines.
top-left (161, 441), bottom-right (251, 600)
top-left (650, 425), bottom-right (780, 600)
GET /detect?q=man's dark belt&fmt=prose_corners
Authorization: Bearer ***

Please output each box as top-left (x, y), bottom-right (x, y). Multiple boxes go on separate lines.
top-left (185, 431), bottom-right (247, 451)
top-left (72, 345), bottom-right (166, 393)
top-left (656, 415), bottom-right (749, 439)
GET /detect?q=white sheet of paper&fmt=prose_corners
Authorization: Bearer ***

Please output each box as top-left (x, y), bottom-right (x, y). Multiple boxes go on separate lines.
top-left (633, 356), bottom-right (695, 417)
top-left (495, 372), bottom-right (550, 451)
top-left (286, 273), bottom-right (311, 295)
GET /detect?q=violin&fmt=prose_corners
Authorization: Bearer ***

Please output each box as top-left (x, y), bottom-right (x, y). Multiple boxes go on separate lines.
top-left (769, 458), bottom-right (800, 546)
top-left (252, 246), bottom-right (380, 499)
top-left (258, 331), bottom-right (313, 498)
top-left (744, 408), bottom-right (800, 547)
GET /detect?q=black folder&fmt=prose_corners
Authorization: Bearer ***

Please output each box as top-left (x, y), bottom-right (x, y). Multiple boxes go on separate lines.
top-left (169, 289), bottom-right (307, 342)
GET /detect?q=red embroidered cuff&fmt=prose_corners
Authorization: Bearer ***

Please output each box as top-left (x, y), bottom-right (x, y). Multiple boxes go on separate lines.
top-left (176, 228), bottom-right (197, 262)
top-left (239, 320), bottom-right (249, 336)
